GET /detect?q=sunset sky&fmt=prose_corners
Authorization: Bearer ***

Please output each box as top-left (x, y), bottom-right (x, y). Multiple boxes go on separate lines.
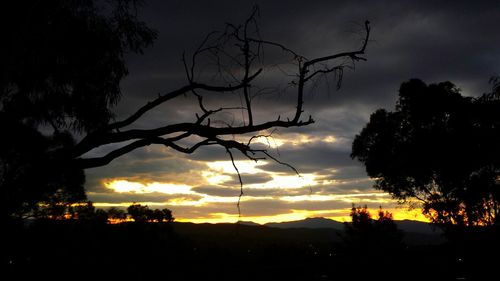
top-left (83, 0), bottom-right (500, 224)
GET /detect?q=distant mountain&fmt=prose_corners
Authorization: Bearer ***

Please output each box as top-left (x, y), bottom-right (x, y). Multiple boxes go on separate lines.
top-left (264, 217), bottom-right (442, 235)
top-left (237, 221), bottom-right (261, 226)
top-left (265, 217), bottom-right (344, 230)
top-left (395, 219), bottom-right (442, 235)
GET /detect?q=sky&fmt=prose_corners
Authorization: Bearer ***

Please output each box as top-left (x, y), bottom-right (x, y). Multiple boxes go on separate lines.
top-left (84, 0), bottom-right (500, 224)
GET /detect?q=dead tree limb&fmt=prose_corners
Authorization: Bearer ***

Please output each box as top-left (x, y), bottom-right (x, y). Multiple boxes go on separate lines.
top-left (72, 10), bottom-right (371, 174)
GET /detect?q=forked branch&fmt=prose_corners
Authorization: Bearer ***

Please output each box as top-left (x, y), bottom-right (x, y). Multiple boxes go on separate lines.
top-left (72, 10), bottom-right (371, 180)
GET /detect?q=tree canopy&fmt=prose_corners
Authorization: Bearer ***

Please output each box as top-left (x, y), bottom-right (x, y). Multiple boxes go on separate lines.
top-left (342, 205), bottom-right (403, 252)
top-left (351, 78), bottom-right (500, 226)
top-left (0, 0), bottom-right (156, 220)
top-left (0, 0), bottom-right (156, 133)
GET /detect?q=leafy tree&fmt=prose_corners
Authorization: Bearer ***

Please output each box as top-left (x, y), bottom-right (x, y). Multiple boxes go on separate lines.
top-left (73, 201), bottom-right (107, 223)
top-left (374, 207), bottom-right (403, 246)
top-left (351, 79), bottom-right (500, 226)
top-left (161, 208), bottom-right (175, 223)
top-left (1, 2), bottom-right (371, 220)
top-left (126, 203), bottom-right (174, 223)
top-left (342, 205), bottom-right (403, 253)
top-left (107, 207), bottom-right (127, 222)
top-left (0, 0), bottom-right (155, 221)
top-left (0, 0), bottom-right (156, 133)
top-left (127, 203), bottom-right (150, 223)
top-left (0, 116), bottom-right (87, 220)
top-left (151, 209), bottom-right (163, 222)
top-left (150, 208), bottom-right (175, 223)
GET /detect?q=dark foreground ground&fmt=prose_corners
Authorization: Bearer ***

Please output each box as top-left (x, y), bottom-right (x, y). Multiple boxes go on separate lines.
top-left (2, 221), bottom-right (499, 281)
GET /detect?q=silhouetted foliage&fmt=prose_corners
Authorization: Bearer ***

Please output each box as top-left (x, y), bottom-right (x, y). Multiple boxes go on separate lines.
top-left (0, 0), bottom-right (156, 133)
top-left (127, 203), bottom-right (149, 223)
top-left (0, 115), bottom-right (86, 220)
top-left (72, 201), bottom-right (107, 223)
top-left (107, 207), bottom-right (127, 221)
top-left (0, 0), bottom-right (156, 221)
top-left (126, 203), bottom-right (173, 223)
top-left (342, 205), bottom-right (403, 252)
top-left (34, 200), bottom-right (109, 224)
top-left (161, 208), bottom-right (175, 223)
top-left (352, 79), bottom-right (500, 227)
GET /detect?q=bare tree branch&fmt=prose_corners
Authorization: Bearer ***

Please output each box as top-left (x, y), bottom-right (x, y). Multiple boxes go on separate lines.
top-left (71, 11), bottom-right (371, 194)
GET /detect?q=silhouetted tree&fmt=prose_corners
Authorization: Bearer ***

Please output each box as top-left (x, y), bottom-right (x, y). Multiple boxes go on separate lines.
top-left (162, 208), bottom-right (175, 223)
top-left (107, 207), bottom-right (127, 222)
top-left (72, 201), bottom-right (107, 223)
top-left (33, 201), bottom-right (68, 220)
top-left (0, 0), bottom-right (155, 221)
top-left (352, 79), bottom-right (500, 227)
top-left (0, 0), bottom-right (156, 133)
top-left (127, 203), bottom-right (150, 223)
top-left (1, 2), bottom-right (371, 220)
top-left (126, 203), bottom-right (174, 223)
top-left (0, 116), bottom-right (87, 220)
top-left (374, 207), bottom-right (404, 248)
top-left (342, 205), bottom-right (403, 253)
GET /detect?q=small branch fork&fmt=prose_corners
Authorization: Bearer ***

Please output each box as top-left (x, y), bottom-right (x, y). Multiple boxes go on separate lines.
top-left (70, 7), bottom-right (370, 205)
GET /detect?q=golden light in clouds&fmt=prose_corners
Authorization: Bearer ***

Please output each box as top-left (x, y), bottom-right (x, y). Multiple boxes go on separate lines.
top-left (249, 134), bottom-right (338, 147)
top-left (202, 171), bottom-right (232, 185)
top-left (105, 180), bottom-right (194, 194)
top-left (254, 174), bottom-right (317, 189)
top-left (96, 153), bottom-right (430, 224)
top-left (203, 160), bottom-right (318, 189)
top-left (178, 209), bottom-right (354, 224)
top-left (206, 160), bottom-right (267, 174)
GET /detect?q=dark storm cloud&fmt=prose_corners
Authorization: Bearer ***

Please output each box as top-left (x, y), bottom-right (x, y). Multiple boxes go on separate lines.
top-left (117, 0), bottom-right (500, 139)
top-left (259, 142), bottom-right (361, 173)
top-left (122, 0), bottom-right (499, 109)
top-left (85, 0), bottom-right (500, 220)
top-left (192, 186), bottom-right (315, 198)
top-left (221, 173), bottom-right (274, 186)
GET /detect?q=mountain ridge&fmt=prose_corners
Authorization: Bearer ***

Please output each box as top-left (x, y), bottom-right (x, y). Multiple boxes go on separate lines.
top-left (258, 217), bottom-right (441, 234)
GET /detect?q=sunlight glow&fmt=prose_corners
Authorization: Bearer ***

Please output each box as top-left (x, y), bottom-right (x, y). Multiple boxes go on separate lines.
top-left (206, 160), bottom-right (267, 174)
top-left (104, 180), bottom-right (194, 195)
top-left (280, 192), bottom-right (392, 203)
top-left (96, 164), bottom-right (429, 225)
top-left (93, 202), bottom-right (168, 207)
top-left (251, 174), bottom-right (317, 189)
top-left (175, 207), bottom-right (429, 224)
top-left (201, 171), bottom-right (233, 185)
top-left (248, 134), bottom-right (338, 148)
top-left (323, 135), bottom-right (337, 143)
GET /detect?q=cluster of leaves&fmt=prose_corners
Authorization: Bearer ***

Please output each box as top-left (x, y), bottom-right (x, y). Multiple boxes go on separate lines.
top-left (342, 205), bottom-right (403, 252)
top-left (352, 78), bottom-right (500, 227)
top-left (0, 117), bottom-right (86, 220)
top-left (127, 203), bottom-right (174, 223)
top-left (0, 0), bottom-right (156, 221)
top-left (0, 0), bottom-right (156, 133)
top-left (34, 201), bottom-right (174, 224)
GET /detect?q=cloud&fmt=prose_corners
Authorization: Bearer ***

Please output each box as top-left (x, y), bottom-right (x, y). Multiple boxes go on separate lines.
top-left (87, 191), bottom-right (202, 204)
top-left (220, 173), bottom-right (275, 186)
top-left (83, 0), bottom-right (500, 222)
top-left (258, 142), bottom-right (362, 173)
top-left (191, 186), bottom-right (241, 197)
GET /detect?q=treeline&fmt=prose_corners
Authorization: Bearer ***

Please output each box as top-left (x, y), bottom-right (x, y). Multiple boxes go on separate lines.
top-left (33, 202), bottom-right (174, 224)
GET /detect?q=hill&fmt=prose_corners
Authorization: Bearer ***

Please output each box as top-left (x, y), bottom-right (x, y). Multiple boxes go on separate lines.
top-left (265, 217), bottom-right (344, 230)
top-left (264, 217), bottom-right (442, 235)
